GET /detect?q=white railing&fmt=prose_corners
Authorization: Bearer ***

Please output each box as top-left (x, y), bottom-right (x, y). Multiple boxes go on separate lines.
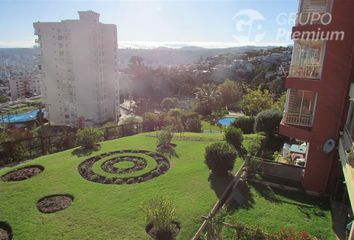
top-left (283, 112), bottom-right (313, 127)
top-left (289, 64), bottom-right (322, 79)
top-left (297, 0), bottom-right (331, 25)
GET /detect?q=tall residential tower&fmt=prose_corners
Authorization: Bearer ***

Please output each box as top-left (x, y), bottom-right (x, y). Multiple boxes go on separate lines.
top-left (280, 0), bottom-right (354, 237)
top-left (34, 11), bottom-right (119, 126)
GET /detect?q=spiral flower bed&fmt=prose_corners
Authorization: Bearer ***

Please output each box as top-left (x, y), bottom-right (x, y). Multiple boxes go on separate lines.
top-left (1, 165), bottom-right (44, 182)
top-left (78, 150), bottom-right (170, 185)
top-left (0, 222), bottom-right (12, 240)
top-left (37, 194), bottom-right (73, 213)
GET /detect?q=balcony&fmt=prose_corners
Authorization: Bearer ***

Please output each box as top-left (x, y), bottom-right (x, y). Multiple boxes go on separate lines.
top-left (289, 64), bottom-right (322, 79)
top-left (283, 112), bottom-right (314, 127)
top-left (297, 0), bottom-right (332, 25)
top-left (288, 40), bottom-right (325, 79)
top-left (283, 89), bottom-right (317, 127)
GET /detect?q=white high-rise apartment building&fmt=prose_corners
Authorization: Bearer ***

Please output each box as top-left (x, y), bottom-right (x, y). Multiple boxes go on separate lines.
top-left (33, 11), bottom-right (119, 126)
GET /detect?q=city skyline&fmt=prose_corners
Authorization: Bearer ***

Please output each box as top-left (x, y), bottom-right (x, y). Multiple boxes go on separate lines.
top-left (0, 0), bottom-right (298, 48)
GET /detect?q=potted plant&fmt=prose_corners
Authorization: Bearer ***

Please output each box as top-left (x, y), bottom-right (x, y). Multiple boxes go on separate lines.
top-left (143, 196), bottom-right (180, 240)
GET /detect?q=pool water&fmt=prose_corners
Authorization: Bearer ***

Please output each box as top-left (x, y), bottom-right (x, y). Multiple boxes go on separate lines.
top-left (217, 117), bottom-right (237, 127)
top-left (0, 109), bottom-right (44, 123)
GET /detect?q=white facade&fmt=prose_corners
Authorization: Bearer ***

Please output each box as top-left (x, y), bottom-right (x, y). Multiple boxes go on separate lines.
top-left (9, 75), bottom-right (41, 100)
top-left (33, 11), bottom-right (119, 126)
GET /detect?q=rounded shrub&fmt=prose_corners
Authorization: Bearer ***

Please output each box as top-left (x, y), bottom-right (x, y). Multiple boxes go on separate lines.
top-left (232, 116), bottom-right (255, 134)
top-left (254, 110), bottom-right (282, 136)
top-left (204, 142), bottom-right (237, 176)
top-left (224, 126), bottom-right (243, 151)
top-left (76, 128), bottom-right (104, 149)
top-left (185, 118), bottom-right (202, 133)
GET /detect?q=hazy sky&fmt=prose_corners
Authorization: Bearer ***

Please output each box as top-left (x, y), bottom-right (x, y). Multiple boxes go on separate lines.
top-left (0, 0), bottom-right (298, 48)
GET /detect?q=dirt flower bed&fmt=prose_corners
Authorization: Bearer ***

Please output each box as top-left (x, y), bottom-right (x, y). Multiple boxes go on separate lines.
top-left (37, 194), bottom-right (73, 213)
top-left (78, 149), bottom-right (170, 185)
top-left (0, 222), bottom-right (12, 240)
top-left (145, 221), bottom-right (181, 240)
top-left (1, 165), bottom-right (44, 182)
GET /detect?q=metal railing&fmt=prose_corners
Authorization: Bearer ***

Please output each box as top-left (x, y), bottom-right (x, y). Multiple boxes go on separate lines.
top-left (289, 64), bottom-right (322, 79)
top-left (283, 112), bottom-right (313, 127)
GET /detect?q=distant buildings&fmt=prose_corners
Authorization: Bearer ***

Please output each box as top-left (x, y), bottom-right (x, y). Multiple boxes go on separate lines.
top-left (9, 75), bottom-right (41, 100)
top-left (33, 11), bottom-right (119, 126)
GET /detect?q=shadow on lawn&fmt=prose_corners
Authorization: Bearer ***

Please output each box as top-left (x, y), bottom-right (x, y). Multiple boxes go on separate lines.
top-left (72, 147), bottom-right (100, 157)
top-left (208, 173), bottom-right (234, 199)
top-left (250, 181), bottom-right (330, 220)
top-left (226, 180), bottom-right (255, 213)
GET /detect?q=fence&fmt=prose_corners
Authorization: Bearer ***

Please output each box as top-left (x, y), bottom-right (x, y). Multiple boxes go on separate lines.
top-left (255, 157), bottom-right (305, 187)
top-left (0, 121), bottom-right (157, 166)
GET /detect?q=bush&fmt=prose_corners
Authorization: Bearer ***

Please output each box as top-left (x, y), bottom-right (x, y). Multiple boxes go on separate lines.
top-left (244, 134), bottom-right (265, 157)
top-left (76, 128), bottom-right (104, 149)
top-left (204, 142), bottom-right (237, 176)
top-left (254, 110), bottom-right (282, 136)
top-left (224, 127), bottom-right (243, 152)
top-left (143, 112), bottom-right (159, 131)
top-left (232, 116), bottom-right (255, 134)
top-left (142, 196), bottom-right (177, 234)
top-left (161, 97), bottom-right (177, 110)
top-left (185, 118), bottom-right (202, 132)
top-left (156, 127), bottom-right (173, 147)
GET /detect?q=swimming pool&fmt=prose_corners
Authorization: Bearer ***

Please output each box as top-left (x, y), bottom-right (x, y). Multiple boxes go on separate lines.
top-left (217, 117), bottom-right (237, 127)
top-left (0, 109), bottom-right (44, 123)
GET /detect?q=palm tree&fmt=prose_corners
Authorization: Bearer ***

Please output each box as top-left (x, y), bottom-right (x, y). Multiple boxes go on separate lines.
top-left (194, 84), bottom-right (221, 116)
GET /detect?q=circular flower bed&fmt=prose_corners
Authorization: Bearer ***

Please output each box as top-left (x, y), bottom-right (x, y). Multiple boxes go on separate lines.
top-left (78, 150), bottom-right (170, 185)
top-left (1, 165), bottom-right (44, 182)
top-left (0, 222), bottom-right (12, 240)
top-left (37, 194), bottom-right (73, 213)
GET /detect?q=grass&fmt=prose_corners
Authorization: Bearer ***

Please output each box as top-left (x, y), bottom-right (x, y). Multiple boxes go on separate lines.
top-left (6, 105), bottom-right (37, 114)
top-left (201, 120), bottom-right (223, 131)
top-left (223, 182), bottom-right (335, 240)
top-left (0, 132), bottom-right (244, 240)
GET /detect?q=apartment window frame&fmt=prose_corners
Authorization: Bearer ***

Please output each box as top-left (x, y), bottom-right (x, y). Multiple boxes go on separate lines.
top-left (285, 89), bottom-right (318, 127)
top-left (289, 40), bottom-right (327, 79)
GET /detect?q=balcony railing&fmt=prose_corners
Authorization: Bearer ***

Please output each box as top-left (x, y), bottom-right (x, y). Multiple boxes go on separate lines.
top-left (288, 64), bottom-right (322, 79)
top-left (297, 0), bottom-right (331, 26)
top-left (283, 112), bottom-right (313, 127)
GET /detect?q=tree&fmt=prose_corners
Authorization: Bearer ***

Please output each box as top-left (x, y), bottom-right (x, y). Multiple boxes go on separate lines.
top-left (241, 88), bottom-right (273, 116)
top-left (76, 128), bottom-right (104, 149)
top-left (204, 142), bottom-right (237, 176)
top-left (194, 84), bottom-right (221, 116)
top-left (185, 118), bottom-right (202, 133)
top-left (161, 97), bottom-right (177, 111)
top-left (166, 108), bottom-right (184, 132)
top-left (0, 95), bottom-right (7, 103)
top-left (224, 126), bottom-right (243, 152)
top-left (232, 116), bottom-right (255, 134)
top-left (217, 79), bottom-right (242, 110)
top-left (271, 94), bottom-right (286, 112)
top-left (254, 109), bottom-right (282, 136)
top-left (143, 112), bottom-right (160, 131)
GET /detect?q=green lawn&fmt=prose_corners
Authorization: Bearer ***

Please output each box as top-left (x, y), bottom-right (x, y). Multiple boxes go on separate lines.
top-left (201, 120), bottom-right (223, 131)
top-left (0, 132), bottom-right (243, 240)
top-left (223, 182), bottom-right (335, 239)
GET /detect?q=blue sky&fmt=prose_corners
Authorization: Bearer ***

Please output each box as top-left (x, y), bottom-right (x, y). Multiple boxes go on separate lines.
top-left (0, 0), bottom-right (299, 48)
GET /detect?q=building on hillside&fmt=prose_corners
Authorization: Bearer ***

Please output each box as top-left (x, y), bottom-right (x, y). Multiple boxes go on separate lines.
top-left (9, 75), bottom-right (41, 100)
top-left (33, 11), bottom-right (119, 126)
top-left (279, 0), bottom-right (354, 238)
